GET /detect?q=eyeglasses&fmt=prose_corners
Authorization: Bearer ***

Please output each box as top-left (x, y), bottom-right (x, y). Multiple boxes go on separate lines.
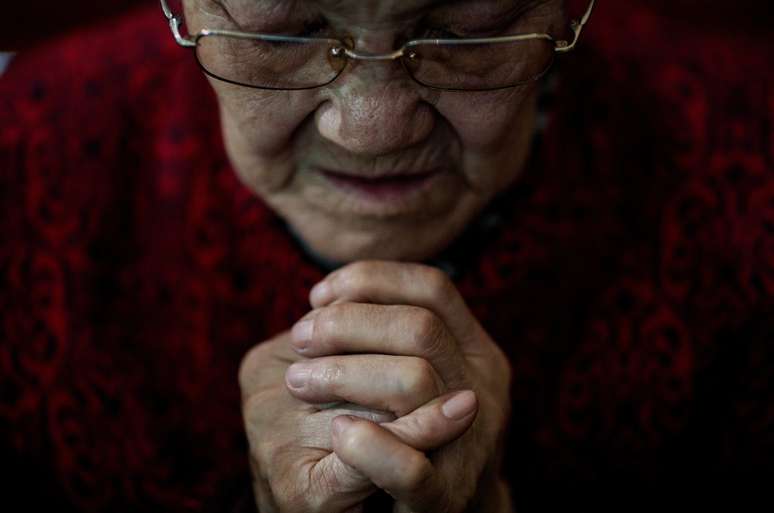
top-left (160, 0), bottom-right (595, 92)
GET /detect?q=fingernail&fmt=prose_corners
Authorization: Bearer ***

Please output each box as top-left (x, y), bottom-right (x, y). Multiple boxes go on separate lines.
top-left (441, 390), bottom-right (477, 420)
top-left (310, 281), bottom-right (331, 306)
top-left (331, 415), bottom-right (355, 438)
top-left (286, 363), bottom-right (312, 389)
top-left (291, 320), bottom-right (314, 351)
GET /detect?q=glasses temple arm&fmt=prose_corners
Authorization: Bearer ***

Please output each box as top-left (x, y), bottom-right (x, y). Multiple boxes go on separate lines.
top-left (160, 0), bottom-right (197, 47)
top-left (555, 0), bottom-right (596, 53)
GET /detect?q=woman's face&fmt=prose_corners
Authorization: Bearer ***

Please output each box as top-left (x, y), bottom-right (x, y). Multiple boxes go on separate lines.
top-left (183, 0), bottom-right (565, 263)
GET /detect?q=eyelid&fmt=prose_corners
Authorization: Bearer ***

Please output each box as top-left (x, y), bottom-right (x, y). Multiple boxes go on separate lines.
top-left (208, 0), bottom-right (228, 15)
top-left (206, 0), bottom-right (328, 36)
top-left (426, 0), bottom-right (552, 39)
top-left (422, 18), bottom-right (515, 39)
top-left (294, 17), bottom-right (329, 37)
top-left (202, 0), bottom-right (238, 27)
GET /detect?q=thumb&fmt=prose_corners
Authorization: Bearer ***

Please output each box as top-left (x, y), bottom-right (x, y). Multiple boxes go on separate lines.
top-left (381, 389), bottom-right (478, 450)
top-left (311, 390), bottom-right (477, 511)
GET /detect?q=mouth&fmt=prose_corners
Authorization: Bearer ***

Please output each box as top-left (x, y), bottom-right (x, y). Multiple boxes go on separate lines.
top-left (319, 168), bottom-right (442, 201)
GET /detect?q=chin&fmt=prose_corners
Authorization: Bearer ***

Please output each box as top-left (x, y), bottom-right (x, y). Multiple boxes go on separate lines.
top-left (293, 217), bottom-right (465, 265)
top-left (279, 185), bottom-right (487, 265)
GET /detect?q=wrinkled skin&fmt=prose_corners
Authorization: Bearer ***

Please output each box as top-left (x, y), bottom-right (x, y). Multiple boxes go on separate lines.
top-left (239, 261), bottom-right (512, 512)
top-left (184, 0), bottom-right (564, 263)
top-left (182, 0), bottom-right (567, 511)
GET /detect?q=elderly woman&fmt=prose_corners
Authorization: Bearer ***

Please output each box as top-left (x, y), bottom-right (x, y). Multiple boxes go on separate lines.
top-left (176, 0), bottom-right (595, 510)
top-left (1, 0), bottom-right (772, 512)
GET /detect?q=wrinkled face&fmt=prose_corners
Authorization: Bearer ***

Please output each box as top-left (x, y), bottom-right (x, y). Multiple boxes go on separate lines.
top-left (182, 0), bottom-right (565, 264)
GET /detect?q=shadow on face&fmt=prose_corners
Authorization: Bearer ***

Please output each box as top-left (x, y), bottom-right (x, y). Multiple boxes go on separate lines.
top-left (181, 0), bottom-right (567, 263)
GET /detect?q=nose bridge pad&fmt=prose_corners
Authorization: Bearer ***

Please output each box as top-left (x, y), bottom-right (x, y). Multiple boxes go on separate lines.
top-left (334, 33), bottom-right (412, 82)
top-left (316, 34), bottom-right (434, 152)
top-left (339, 51), bottom-right (412, 85)
top-left (343, 47), bottom-right (405, 62)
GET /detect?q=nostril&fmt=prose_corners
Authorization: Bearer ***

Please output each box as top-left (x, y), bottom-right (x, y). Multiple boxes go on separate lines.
top-left (315, 86), bottom-right (435, 156)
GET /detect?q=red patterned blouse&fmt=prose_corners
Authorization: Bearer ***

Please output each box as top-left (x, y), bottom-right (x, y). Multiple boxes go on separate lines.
top-left (1, 3), bottom-right (772, 512)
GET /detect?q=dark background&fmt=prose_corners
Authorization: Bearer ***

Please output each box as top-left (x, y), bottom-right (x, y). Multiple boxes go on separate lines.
top-left (2, 0), bottom-right (772, 51)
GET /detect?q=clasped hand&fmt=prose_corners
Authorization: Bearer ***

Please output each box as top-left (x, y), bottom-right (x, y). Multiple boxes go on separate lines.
top-left (240, 261), bottom-right (513, 513)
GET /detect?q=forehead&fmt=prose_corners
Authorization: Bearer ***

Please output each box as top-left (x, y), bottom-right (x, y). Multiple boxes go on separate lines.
top-left (241, 0), bottom-right (544, 19)
top-left (314, 0), bottom-right (455, 17)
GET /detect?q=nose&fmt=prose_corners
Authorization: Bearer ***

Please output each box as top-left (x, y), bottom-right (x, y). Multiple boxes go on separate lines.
top-left (315, 36), bottom-right (436, 156)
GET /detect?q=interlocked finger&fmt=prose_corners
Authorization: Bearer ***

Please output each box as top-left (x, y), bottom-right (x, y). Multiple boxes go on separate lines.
top-left (291, 302), bottom-right (468, 387)
top-left (332, 416), bottom-right (451, 513)
top-left (286, 354), bottom-right (446, 416)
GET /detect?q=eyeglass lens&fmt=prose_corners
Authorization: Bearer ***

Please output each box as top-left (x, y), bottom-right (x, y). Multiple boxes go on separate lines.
top-left (196, 34), bottom-right (555, 91)
top-left (404, 38), bottom-right (554, 90)
top-left (196, 35), bottom-right (348, 90)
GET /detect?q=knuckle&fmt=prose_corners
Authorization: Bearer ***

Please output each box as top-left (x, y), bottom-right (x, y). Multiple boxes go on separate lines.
top-left (241, 392), bottom-right (262, 419)
top-left (336, 420), bottom-right (372, 456)
top-left (406, 307), bottom-right (447, 354)
top-left (267, 453), bottom-right (314, 512)
top-left (394, 452), bottom-right (434, 493)
top-left (313, 306), bottom-right (343, 346)
top-left (238, 342), bottom-right (270, 392)
top-left (402, 357), bottom-right (443, 398)
top-left (307, 455), bottom-right (362, 509)
top-left (334, 261), bottom-right (374, 295)
top-left (422, 266), bottom-right (455, 302)
top-left (241, 389), bottom-right (275, 426)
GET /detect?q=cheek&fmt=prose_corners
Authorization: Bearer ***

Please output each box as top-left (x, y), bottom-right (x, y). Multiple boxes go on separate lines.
top-left (434, 86), bottom-right (535, 151)
top-left (213, 82), bottom-right (317, 156)
top-left (211, 81), bottom-right (321, 194)
top-left (433, 86), bottom-right (538, 192)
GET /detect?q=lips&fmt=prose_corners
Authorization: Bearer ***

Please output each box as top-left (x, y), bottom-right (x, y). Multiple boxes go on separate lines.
top-left (321, 169), bottom-right (438, 180)
top-left (319, 168), bottom-right (441, 201)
